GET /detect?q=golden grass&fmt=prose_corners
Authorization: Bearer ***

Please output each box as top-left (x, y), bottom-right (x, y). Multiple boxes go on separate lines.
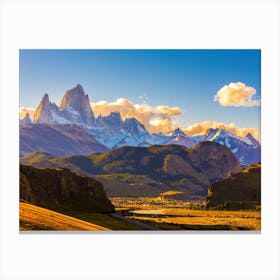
top-left (129, 208), bottom-right (261, 230)
top-left (20, 202), bottom-right (110, 231)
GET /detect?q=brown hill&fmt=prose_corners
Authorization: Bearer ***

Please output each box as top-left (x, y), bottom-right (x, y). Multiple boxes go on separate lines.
top-left (205, 163), bottom-right (261, 209)
top-left (20, 202), bottom-right (109, 230)
top-left (20, 165), bottom-right (115, 213)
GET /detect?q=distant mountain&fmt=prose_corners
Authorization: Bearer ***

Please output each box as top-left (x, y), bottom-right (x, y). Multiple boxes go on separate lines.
top-left (198, 128), bottom-right (260, 165)
top-left (205, 163), bottom-right (261, 209)
top-left (60, 83), bottom-right (95, 126)
top-left (244, 133), bottom-right (260, 148)
top-left (21, 142), bottom-right (242, 198)
top-left (26, 84), bottom-right (156, 149)
top-left (19, 113), bottom-right (32, 125)
top-left (20, 124), bottom-right (108, 156)
top-left (33, 93), bottom-right (59, 124)
top-left (93, 112), bottom-right (150, 148)
top-left (164, 128), bottom-right (197, 148)
top-left (20, 83), bottom-right (261, 165)
top-left (33, 84), bottom-right (95, 126)
top-left (20, 164), bottom-right (115, 213)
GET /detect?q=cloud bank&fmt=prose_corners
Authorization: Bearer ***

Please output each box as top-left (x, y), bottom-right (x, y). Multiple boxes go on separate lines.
top-left (91, 98), bottom-right (181, 133)
top-left (183, 120), bottom-right (260, 141)
top-left (214, 82), bottom-right (260, 107)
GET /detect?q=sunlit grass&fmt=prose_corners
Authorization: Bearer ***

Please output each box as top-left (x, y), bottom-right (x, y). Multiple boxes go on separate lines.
top-left (20, 202), bottom-right (109, 231)
top-left (114, 198), bottom-right (261, 230)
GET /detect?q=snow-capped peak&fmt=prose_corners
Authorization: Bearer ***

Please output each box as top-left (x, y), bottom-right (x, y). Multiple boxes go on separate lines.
top-left (59, 84), bottom-right (95, 126)
top-left (171, 127), bottom-right (185, 136)
top-left (19, 112), bottom-right (32, 125)
top-left (201, 128), bottom-right (220, 141)
top-left (33, 92), bottom-right (55, 124)
top-left (244, 133), bottom-right (260, 147)
top-left (123, 117), bottom-right (147, 135)
top-left (42, 93), bottom-right (49, 103)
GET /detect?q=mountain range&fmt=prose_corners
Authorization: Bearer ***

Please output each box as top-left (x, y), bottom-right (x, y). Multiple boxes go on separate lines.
top-left (20, 123), bottom-right (108, 156)
top-left (20, 83), bottom-right (261, 165)
top-left (20, 142), bottom-right (242, 198)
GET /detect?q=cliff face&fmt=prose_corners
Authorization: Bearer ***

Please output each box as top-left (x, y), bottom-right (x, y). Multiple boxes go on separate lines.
top-left (20, 165), bottom-right (115, 213)
top-left (205, 163), bottom-right (261, 209)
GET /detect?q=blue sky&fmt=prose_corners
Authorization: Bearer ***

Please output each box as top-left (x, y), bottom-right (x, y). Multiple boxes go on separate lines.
top-left (19, 49), bottom-right (261, 134)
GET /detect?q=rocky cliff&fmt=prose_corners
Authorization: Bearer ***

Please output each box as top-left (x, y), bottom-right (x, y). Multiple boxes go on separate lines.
top-left (205, 163), bottom-right (261, 209)
top-left (20, 165), bottom-right (115, 213)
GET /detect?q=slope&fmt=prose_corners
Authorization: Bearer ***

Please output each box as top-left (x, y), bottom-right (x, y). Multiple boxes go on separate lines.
top-left (20, 123), bottom-right (108, 156)
top-left (20, 202), bottom-right (109, 230)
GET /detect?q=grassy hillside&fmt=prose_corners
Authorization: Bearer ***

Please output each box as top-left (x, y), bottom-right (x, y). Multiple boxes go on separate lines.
top-left (21, 142), bottom-right (242, 198)
top-left (20, 202), bottom-right (109, 231)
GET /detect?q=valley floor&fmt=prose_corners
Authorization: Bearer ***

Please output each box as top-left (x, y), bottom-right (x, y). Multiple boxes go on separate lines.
top-left (19, 199), bottom-right (261, 231)
top-left (111, 197), bottom-right (261, 231)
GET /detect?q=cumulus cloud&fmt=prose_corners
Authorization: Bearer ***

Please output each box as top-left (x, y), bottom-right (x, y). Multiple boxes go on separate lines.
top-left (155, 106), bottom-right (181, 115)
top-left (91, 98), bottom-right (181, 133)
top-left (214, 82), bottom-right (260, 107)
top-left (183, 120), bottom-right (260, 141)
top-left (19, 107), bottom-right (35, 120)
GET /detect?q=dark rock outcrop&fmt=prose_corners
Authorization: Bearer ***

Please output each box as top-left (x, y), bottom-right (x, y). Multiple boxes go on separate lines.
top-left (20, 165), bottom-right (115, 213)
top-left (205, 163), bottom-right (261, 209)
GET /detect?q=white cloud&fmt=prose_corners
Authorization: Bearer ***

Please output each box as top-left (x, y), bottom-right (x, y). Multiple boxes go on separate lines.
top-left (214, 82), bottom-right (260, 107)
top-left (91, 98), bottom-right (182, 133)
top-left (19, 107), bottom-right (35, 120)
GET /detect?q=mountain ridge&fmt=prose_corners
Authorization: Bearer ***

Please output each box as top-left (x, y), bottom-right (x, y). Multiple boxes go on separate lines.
top-left (20, 123), bottom-right (108, 156)
top-left (21, 142), bottom-right (242, 198)
top-left (20, 83), bottom-right (261, 165)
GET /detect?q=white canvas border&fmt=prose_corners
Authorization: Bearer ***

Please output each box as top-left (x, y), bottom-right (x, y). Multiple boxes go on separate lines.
top-left (0, 1), bottom-right (279, 280)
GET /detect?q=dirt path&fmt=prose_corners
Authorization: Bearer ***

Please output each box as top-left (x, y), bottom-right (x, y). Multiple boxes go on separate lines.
top-left (111, 212), bottom-right (159, 230)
